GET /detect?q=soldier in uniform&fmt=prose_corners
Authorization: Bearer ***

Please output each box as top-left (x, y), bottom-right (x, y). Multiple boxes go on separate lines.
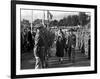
top-left (33, 24), bottom-right (46, 69)
top-left (68, 29), bottom-right (76, 63)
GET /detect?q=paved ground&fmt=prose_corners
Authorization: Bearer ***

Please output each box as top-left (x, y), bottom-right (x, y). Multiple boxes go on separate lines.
top-left (21, 50), bottom-right (90, 69)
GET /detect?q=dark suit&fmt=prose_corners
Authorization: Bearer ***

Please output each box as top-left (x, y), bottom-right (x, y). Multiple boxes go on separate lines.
top-left (21, 32), bottom-right (24, 53)
top-left (27, 31), bottom-right (33, 50)
top-left (68, 33), bottom-right (76, 62)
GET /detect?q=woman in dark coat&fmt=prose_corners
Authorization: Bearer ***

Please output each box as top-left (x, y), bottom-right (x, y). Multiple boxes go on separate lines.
top-left (88, 38), bottom-right (91, 59)
top-left (56, 36), bottom-right (64, 63)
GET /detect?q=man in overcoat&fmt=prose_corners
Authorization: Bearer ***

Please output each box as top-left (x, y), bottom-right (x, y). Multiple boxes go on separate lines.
top-left (68, 29), bottom-right (76, 63)
top-left (27, 27), bottom-right (33, 51)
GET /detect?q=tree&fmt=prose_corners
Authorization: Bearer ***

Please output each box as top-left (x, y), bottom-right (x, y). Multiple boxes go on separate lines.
top-left (49, 20), bottom-right (58, 27)
top-left (63, 17), bottom-right (68, 26)
top-left (79, 12), bottom-right (89, 26)
top-left (71, 15), bottom-right (79, 26)
top-left (32, 19), bottom-right (42, 26)
top-left (53, 20), bottom-right (58, 26)
top-left (58, 19), bottom-right (64, 26)
top-left (67, 15), bottom-right (72, 26)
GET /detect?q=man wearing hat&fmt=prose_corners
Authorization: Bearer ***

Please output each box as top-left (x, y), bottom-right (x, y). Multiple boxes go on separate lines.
top-left (68, 29), bottom-right (76, 63)
top-left (34, 24), bottom-right (46, 69)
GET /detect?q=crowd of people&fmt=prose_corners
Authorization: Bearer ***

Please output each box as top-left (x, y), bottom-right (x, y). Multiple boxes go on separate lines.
top-left (21, 24), bottom-right (91, 69)
top-left (56, 29), bottom-right (76, 63)
top-left (21, 27), bottom-right (36, 53)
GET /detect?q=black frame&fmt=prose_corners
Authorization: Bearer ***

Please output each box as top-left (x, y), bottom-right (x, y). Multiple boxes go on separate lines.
top-left (11, 0), bottom-right (97, 79)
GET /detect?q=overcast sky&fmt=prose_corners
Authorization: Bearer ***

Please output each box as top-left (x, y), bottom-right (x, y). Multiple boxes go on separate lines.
top-left (21, 9), bottom-right (87, 22)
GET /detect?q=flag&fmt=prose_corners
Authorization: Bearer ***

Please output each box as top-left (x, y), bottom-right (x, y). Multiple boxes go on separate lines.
top-left (47, 10), bottom-right (53, 20)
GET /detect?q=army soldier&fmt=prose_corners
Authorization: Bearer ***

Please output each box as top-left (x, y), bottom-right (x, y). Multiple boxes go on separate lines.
top-left (68, 29), bottom-right (76, 63)
top-left (34, 24), bottom-right (46, 69)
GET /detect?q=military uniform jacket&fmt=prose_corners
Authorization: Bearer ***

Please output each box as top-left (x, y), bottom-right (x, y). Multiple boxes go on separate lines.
top-left (34, 31), bottom-right (45, 58)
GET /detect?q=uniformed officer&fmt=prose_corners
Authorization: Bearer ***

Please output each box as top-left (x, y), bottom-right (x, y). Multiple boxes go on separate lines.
top-left (68, 29), bottom-right (76, 63)
top-left (33, 24), bottom-right (46, 69)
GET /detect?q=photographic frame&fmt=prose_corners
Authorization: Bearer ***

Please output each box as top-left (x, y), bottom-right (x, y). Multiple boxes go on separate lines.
top-left (11, 0), bottom-right (97, 78)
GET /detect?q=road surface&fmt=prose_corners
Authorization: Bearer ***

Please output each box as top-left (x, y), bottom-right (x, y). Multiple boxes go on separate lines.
top-left (21, 50), bottom-right (90, 69)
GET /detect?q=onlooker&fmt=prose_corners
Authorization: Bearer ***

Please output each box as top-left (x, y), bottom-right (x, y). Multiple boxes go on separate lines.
top-left (68, 29), bottom-right (76, 63)
top-left (56, 36), bottom-right (64, 63)
top-left (27, 27), bottom-right (33, 51)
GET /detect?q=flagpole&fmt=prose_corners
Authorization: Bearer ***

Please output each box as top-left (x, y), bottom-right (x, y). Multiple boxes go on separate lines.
top-left (31, 10), bottom-right (33, 33)
top-left (43, 10), bottom-right (45, 26)
top-left (47, 10), bottom-right (49, 28)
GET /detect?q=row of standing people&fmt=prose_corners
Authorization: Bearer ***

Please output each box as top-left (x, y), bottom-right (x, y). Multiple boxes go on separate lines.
top-left (21, 27), bottom-right (36, 53)
top-left (57, 29), bottom-right (91, 57)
